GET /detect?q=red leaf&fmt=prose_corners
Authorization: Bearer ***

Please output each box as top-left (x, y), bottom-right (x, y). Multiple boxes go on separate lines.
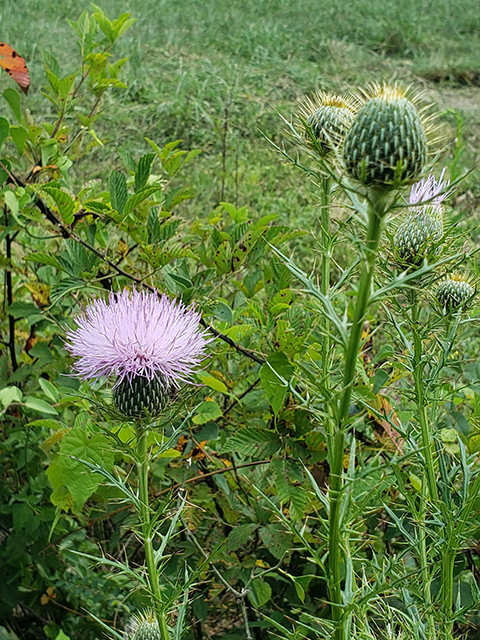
top-left (0, 42), bottom-right (30, 94)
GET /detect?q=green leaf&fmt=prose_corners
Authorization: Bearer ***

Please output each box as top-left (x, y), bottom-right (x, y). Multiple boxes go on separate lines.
top-left (192, 400), bottom-right (222, 424)
top-left (248, 578), bottom-right (272, 607)
top-left (3, 88), bottom-right (21, 122)
top-left (55, 631), bottom-right (71, 640)
top-left (40, 185), bottom-right (75, 224)
top-left (197, 373), bottom-right (228, 394)
top-left (0, 117), bottom-right (10, 150)
top-left (0, 386), bottom-right (23, 408)
top-left (214, 301), bottom-right (233, 323)
top-left (10, 125), bottom-right (28, 155)
top-left (223, 428), bottom-right (281, 458)
top-left (7, 301), bottom-right (39, 318)
top-left (24, 251), bottom-right (65, 271)
top-left (122, 184), bottom-right (162, 217)
top-left (109, 169), bottom-right (128, 215)
top-left (227, 523), bottom-right (258, 552)
top-left (47, 428), bottom-right (115, 511)
top-left (259, 523), bottom-right (292, 559)
top-left (220, 202), bottom-right (249, 223)
top-left (134, 153), bottom-right (156, 192)
top-left (38, 378), bottom-right (59, 402)
top-left (260, 352), bottom-right (294, 415)
top-left (23, 397), bottom-right (58, 415)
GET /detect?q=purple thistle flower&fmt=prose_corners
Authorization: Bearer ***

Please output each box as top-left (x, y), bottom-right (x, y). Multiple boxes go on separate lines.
top-left (409, 168), bottom-right (454, 209)
top-left (65, 289), bottom-right (213, 390)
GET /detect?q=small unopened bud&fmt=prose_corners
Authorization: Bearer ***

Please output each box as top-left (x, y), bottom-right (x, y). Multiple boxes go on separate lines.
top-left (393, 209), bottom-right (443, 264)
top-left (299, 92), bottom-right (356, 155)
top-left (125, 610), bottom-right (162, 640)
top-left (436, 276), bottom-right (475, 311)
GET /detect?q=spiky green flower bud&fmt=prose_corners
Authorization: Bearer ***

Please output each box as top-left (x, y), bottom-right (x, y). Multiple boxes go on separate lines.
top-left (113, 375), bottom-right (169, 419)
top-left (124, 610), bottom-right (162, 640)
top-left (299, 92), bottom-right (356, 155)
top-left (436, 276), bottom-right (475, 311)
top-left (393, 208), bottom-right (443, 263)
top-left (343, 84), bottom-right (428, 187)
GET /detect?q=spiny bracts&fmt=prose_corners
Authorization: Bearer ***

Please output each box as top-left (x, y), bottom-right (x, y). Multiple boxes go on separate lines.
top-left (394, 209), bottom-right (443, 263)
top-left (299, 92), bottom-right (356, 155)
top-left (343, 83), bottom-right (428, 188)
top-left (124, 610), bottom-right (161, 640)
top-left (436, 276), bottom-right (475, 311)
top-left (113, 374), bottom-right (169, 419)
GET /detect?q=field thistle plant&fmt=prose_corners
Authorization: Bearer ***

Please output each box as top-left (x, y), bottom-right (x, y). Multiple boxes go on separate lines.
top-left (394, 169), bottom-right (452, 263)
top-left (65, 288), bottom-right (213, 640)
top-left (436, 274), bottom-right (475, 311)
top-left (65, 288), bottom-right (212, 419)
top-left (298, 91), bottom-right (357, 155)
top-left (343, 82), bottom-right (430, 188)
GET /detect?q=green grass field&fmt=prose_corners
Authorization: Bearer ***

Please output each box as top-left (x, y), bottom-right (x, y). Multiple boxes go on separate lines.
top-left (2, 0), bottom-right (480, 223)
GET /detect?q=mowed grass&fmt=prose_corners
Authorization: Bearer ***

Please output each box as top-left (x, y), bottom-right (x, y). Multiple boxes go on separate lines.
top-left (2, 0), bottom-right (480, 226)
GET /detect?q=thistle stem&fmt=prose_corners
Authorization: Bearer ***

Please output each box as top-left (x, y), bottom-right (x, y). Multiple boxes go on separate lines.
top-left (136, 425), bottom-right (170, 640)
top-left (328, 192), bottom-right (385, 640)
top-left (319, 178), bottom-right (334, 451)
top-left (411, 302), bottom-right (439, 504)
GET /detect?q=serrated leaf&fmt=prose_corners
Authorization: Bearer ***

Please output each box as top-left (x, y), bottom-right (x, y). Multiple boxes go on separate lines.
top-left (40, 185), bottom-right (75, 224)
top-left (223, 428), bottom-right (281, 458)
top-left (227, 523), bottom-right (258, 551)
top-left (122, 184), bottom-right (163, 217)
top-left (23, 397), bottom-right (58, 415)
top-left (47, 428), bottom-right (115, 511)
top-left (259, 523), bottom-right (292, 559)
top-left (109, 169), bottom-right (128, 215)
top-left (192, 400), bottom-right (222, 424)
top-left (134, 153), bottom-right (156, 192)
top-left (24, 251), bottom-right (65, 271)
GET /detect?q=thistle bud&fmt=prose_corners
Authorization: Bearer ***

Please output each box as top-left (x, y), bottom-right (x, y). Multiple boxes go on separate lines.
top-left (436, 276), bottom-right (475, 311)
top-left (343, 83), bottom-right (428, 187)
top-left (124, 611), bottom-right (162, 640)
top-left (113, 374), bottom-right (169, 419)
top-left (299, 92), bottom-right (356, 155)
top-left (393, 209), bottom-right (443, 263)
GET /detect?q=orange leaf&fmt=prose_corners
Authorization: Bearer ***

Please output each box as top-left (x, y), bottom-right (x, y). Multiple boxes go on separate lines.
top-left (0, 42), bottom-right (30, 94)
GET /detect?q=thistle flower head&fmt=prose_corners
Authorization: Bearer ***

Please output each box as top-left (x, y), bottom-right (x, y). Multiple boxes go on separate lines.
top-left (124, 610), bottom-right (161, 640)
top-left (298, 91), bottom-right (357, 155)
top-left (436, 274), bottom-right (475, 311)
top-left (343, 81), bottom-right (432, 188)
top-left (409, 168), bottom-right (453, 207)
top-left (393, 169), bottom-right (453, 264)
top-left (65, 289), bottom-right (213, 418)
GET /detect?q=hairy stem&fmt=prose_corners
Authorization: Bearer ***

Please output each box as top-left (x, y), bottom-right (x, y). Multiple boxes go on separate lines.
top-left (328, 191), bottom-right (386, 640)
top-left (136, 425), bottom-right (170, 640)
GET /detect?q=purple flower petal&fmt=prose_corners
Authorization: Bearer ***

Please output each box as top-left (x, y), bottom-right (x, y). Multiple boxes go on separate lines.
top-left (65, 289), bottom-right (213, 387)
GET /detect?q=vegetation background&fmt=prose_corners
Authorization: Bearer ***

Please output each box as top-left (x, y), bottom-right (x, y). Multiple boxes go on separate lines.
top-left (1, 1), bottom-right (480, 639)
